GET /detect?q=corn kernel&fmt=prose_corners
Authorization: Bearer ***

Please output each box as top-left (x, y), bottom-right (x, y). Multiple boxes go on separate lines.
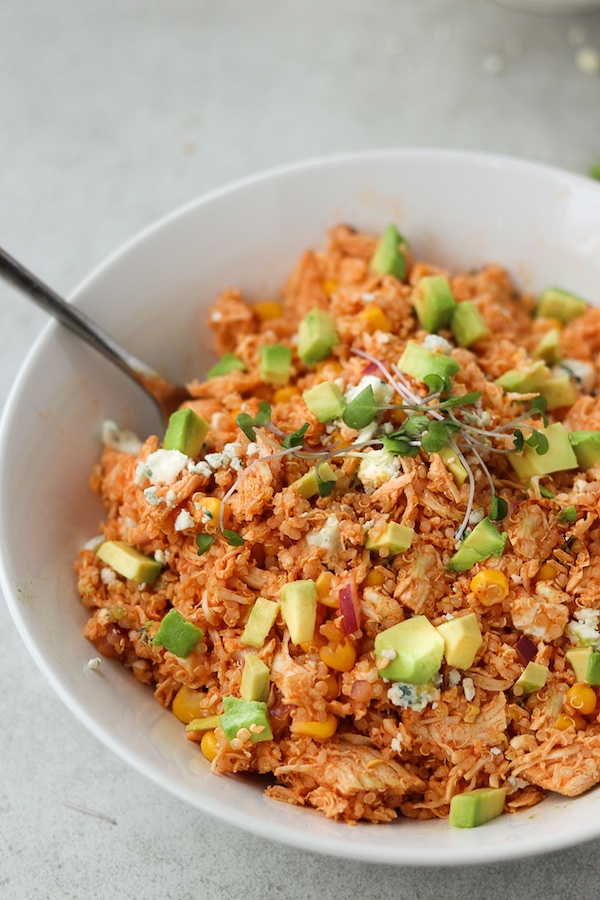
top-left (273, 386), bottom-right (300, 404)
top-left (358, 305), bottom-right (392, 333)
top-left (315, 359), bottom-right (343, 377)
top-left (300, 631), bottom-right (328, 653)
top-left (554, 713), bottom-right (587, 731)
top-left (198, 496), bottom-right (230, 528)
top-left (315, 571), bottom-right (337, 607)
top-left (172, 685), bottom-right (207, 724)
top-left (566, 683), bottom-right (597, 716)
top-left (322, 673), bottom-right (339, 701)
top-left (290, 713), bottom-right (338, 739)
top-left (254, 300), bottom-right (283, 321)
top-left (319, 639), bottom-right (357, 673)
top-left (322, 279), bottom-right (338, 296)
top-left (200, 729), bottom-right (219, 761)
top-left (536, 562), bottom-right (558, 582)
top-left (470, 569), bottom-right (509, 606)
top-left (364, 568), bottom-right (386, 587)
top-left (326, 430), bottom-right (353, 450)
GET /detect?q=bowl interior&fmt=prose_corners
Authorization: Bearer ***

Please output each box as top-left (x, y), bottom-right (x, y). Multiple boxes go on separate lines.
top-left (3, 149), bottom-right (600, 865)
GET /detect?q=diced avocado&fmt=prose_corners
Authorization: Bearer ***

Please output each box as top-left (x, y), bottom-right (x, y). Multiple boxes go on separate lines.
top-left (185, 714), bottom-right (221, 734)
top-left (539, 373), bottom-right (577, 411)
top-left (280, 579), bottom-right (317, 645)
top-left (509, 422), bottom-right (578, 480)
top-left (365, 521), bottom-right (414, 555)
top-left (450, 300), bottom-right (489, 348)
top-left (397, 340), bottom-right (459, 383)
top-left (412, 275), bottom-right (457, 333)
top-left (152, 608), bottom-right (204, 658)
top-left (513, 661), bottom-right (548, 696)
top-left (374, 616), bottom-right (445, 684)
top-left (533, 327), bottom-right (562, 364)
top-left (370, 224), bottom-right (408, 281)
top-left (446, 518), bottom-right (507, 573)
top-left (240, 654), bottom-right (270, 702)
top-left (297, 309), bottom-right (340, 366)
top-left (569, 430), bottom-right (600, 470)
top-left (259, 344), bottom-right (292, 385)
top-left (206, 353), bottom-right (247, 379)
top-left (219, 696), bottom-right (273, 744)
top-left (302, 382), bottom-right (346, 423)
top-left (96, 540), bottom-right (162, 584)
top-left (163, 408), bottom-right (209, 458)
top-left (449, 787), bottom-right (507, 829)
top-left (495, 360), bottom-right (550, 393)
top-left (438, 444), bottom-right (468, 486)
top-left (536, 287), bottom-right (587, 324)
top-left (240, 597), bottom-right (279, 649)
top-left (292, 461), bottom-right (338, 499)
top-left (436, 612), bottom-right (483, 670)
top-left (566, 647), bottom-right (600, 686)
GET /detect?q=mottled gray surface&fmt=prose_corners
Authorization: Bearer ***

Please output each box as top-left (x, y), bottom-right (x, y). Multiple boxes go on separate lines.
top-left (2, 1), bottom-right (600, 896)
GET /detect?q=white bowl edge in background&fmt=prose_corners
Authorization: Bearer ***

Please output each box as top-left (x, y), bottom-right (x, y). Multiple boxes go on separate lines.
top-left (2, 149), bottom-right (600, 866)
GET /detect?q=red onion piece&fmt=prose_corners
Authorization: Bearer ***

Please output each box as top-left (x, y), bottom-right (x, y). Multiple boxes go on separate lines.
top-left (339, 582), bottom-right (360, 635)
top-left (515, 635), bottom-right (537, 665)
top-left (361, 362), bottom-right (380, 376)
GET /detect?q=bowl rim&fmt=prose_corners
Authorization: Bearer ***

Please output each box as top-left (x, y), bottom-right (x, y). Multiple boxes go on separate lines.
top-left (3, 147), bottom-right (600, 866)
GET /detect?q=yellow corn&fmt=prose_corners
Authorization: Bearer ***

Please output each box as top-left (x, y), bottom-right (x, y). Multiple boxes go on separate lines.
top-left (300, 631), bottom-right (328, 653)
top-left (326, 430), bottom-right (353, 450)
top-left (358, 305), bottom-right (392, 333)
top-left (319, 639), bottom-right (357, 673)
top-left (536, 562), bottom-right (558, 582)
top-left (172, 685), bottom-right (207, 724)
top-left (566, 683), bottom-right (597, 716)
top-left (315, 571), bottom-right (337, 607)
top-left (315, 359), bottom-right (343, 377)
top-left (554, 713), bottom-right (587, 732)
top-left (254, 300), bottom-right (283, 321)
top-left (291, 713), bottom-right (338, 739)
top-left (198, 497), bottom-right (229, 528)
top-left (200, 729), bottom-right (219, 761)
top-left (470, 569), bottom-right (509, 606)
top-left (322, 279), bottom-right (338, 296)
top-left (322, 673), bottom-right (339, 701)
top-left (364, 568), bottom-right (386, 587)
top-left (273, 385), bottom-right (300, 404)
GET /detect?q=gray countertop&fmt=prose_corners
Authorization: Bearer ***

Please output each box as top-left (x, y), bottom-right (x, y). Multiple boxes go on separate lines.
top-left (2, 1), bottom-right (600, 897)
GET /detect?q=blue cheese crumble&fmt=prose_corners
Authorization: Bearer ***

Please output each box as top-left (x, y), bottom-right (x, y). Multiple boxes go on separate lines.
top-left (357, 448), bottom-right (400, 492)
top-left (566, 608), bottom-right (600, 650)
top-left (387, 677), bottom-right (441, 712)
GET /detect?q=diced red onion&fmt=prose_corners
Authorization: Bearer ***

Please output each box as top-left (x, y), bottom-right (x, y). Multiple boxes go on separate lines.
top-left (515, 635), bottom-right (537, 665)
top-left (339, 582), bottom-right (360, 635)
top-left (361, 362), bottom-right (380, 376)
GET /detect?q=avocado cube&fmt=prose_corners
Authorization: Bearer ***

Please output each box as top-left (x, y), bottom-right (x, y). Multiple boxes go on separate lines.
top-left (365, 521), bottom-right (414, 555)
top-left (438, 444), bottom-right (468, 486)
top-left (374, 616), bottom-right (444, 684)
top-left (240, 597), bottom-right (279, 649)
top-left (280, 579), bottom-right (317, 645)
top-left (302, 382), bottom-right (346, 423)
top-left (566, 647), bottom-right (600, 686)
top-left (436, 613), bottom-right (483, 670)
top-left (536, 287), bottom-right (587, 324)
top-left (185, 714), bottom-right (221, 735)
top-left (370, 224), bottom-right (408, 281)
top-left (449, 787), bottom-right (507, 828)
top-left (219, 696), bottom-right (272, 744)
top-left (259, 344), bottom-right (292, 385)
top-left (152, 608), bottom-right (204, 658)
top-left (412, 275), bottom-right (457, 334)
top-left (240, 654), bottom-right (270, 702)
top-left (450, 301), bottom-right (489, 348)
top-left (513, 661), bottom-right (548, 696)
top-left (569, 430), bottom-right (600, 471)
top-left (206, 352), bottom-right (247, 378)
top-left (494, 360), bottom-right (550, 394)
top-left (292, 462), bottom-right (337, 499)
top-left (533, 327), bottom-right (562, 364)
top-left (539, 373), bottom-right (577, 411)
top-left (509, 422), bottom-right (578, 480)
top-left (96, 540), bottom-right (162, 584)
top-left (397, 341), bottom-right (459, 384)
top-left (297, 309), bottom-right (339, 366)
top-left (163, 408), bottom-right (209, 458)
top-left (446, 518), bottom-right (507, 573)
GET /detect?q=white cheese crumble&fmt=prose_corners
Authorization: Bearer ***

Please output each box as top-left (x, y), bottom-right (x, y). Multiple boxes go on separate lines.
top-left (357, 449), bottom-right (400, 492)
top-left (100, 567), bottom-right (116, 586)
top-left (138, 449), bottom-right (189, 486)
top-left (175, 510), bottom-right (195, 532)
top-left (447, 668), bottom-right (461, 688)
top-left (462, 677), bottom-right (476, 702)
top-left (390, 733), bottom-right (404, 753)
top-left (566, 608), bottom-right (600, 650)
top-left (101, 419), bottom-right (143, 456)
top-left (86, 657), bottom-right (102, 671)
top-left (560, 359), bottom-right (596, 394)
top-left (81, 534), bottom-right (104, 552)
top-left (345, 374), bottom-right (394, 407)
top-left (423, 334), bottom-right (453, 355)
top-left (305, 515), bottom-right (342, 557)
top-left (188, 460), bottom-right (213, 478)
top-left (387, 678), bottom-right (441, 712)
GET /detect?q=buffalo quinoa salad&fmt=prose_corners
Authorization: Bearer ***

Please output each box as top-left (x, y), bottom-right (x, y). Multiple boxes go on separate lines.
top-left (76, 223), bottom-right (600, 828)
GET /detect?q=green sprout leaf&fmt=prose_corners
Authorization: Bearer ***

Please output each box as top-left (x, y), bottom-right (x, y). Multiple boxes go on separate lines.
top-left (423, 372), bottom-right (452, 395)
top-left (381, 434), bottom-right (419, 457)
top-left (223, 529), bottom-right (245, 547)
top-left (421, 420), bottom-right (451, 453)
top-left (557, 505), bottom-right (577, 523)
top-left (195, 534), bottom-right (215, 556)
top-left (255, 401), bottom-right (272, 427)
top-left (236, 401), bottom-right (273, 441)
top-left (437, 390), bottom-right (483, 410)
top-left (342, 385), bottom-right (378, 430)
top-left (315, 464), bottom-right (336, 497)
top-left (539, 484), bottom-right (556, 499)
top-left (489, 493), bottom-right (508, 522)
top-left (282, 422), bottom-right (309, 449)
top-left (530, 395), bottom-right (549, 426)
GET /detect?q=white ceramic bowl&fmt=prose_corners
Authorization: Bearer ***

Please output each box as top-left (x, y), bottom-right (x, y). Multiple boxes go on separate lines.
top-left (3, 150), bottom-right (600, 866)
top-left (489, 0), bottom-right (600, 13)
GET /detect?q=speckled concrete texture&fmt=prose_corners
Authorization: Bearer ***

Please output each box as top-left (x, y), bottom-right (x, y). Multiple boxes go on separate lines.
top-left (2, 1), bottom-right (600, 896)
